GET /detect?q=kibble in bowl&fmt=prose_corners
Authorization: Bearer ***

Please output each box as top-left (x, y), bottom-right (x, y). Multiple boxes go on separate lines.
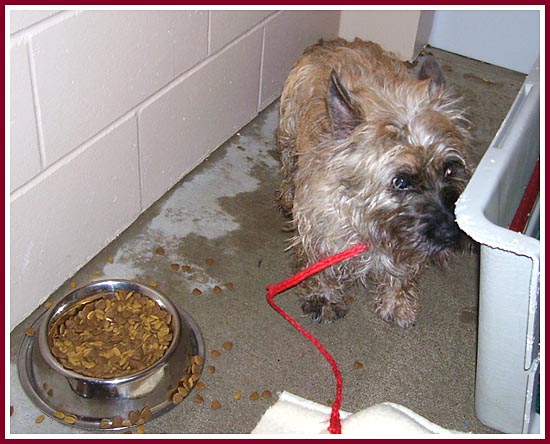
top-left (38, 280), bottom-right (181, 400)
top-left (48, 290), bottom-right (174, 379)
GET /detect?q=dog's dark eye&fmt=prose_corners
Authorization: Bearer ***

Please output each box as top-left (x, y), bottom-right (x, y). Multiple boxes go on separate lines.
top-left (392, 176), bottom-right (413, 191)
top-left (443, 162), bottom-right (460, 179)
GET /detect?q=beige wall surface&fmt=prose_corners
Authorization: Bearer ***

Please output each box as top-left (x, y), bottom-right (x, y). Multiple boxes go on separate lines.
top-left (339, 10), bottom-right (433, 60)
top-left (9, 9), bottom-right (340, 330)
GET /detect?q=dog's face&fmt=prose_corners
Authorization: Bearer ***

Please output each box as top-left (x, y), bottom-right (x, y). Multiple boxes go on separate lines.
top-left (325, 59), bottom-right (473, 261)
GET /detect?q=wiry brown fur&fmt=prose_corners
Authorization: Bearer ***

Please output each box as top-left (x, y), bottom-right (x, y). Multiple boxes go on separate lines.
top-left (277, 38), bottom-right (473, 327)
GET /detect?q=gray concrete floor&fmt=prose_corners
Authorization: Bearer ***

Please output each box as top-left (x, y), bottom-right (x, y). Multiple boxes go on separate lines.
top-left (10, 47), bottom-right (526, 436)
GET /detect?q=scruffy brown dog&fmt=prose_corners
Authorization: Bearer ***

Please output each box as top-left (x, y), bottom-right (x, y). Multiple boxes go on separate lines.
top-left (277, 38), bottom-right (473, 328)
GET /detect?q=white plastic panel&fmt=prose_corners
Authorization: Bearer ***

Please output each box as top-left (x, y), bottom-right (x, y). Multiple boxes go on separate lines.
top-left (455, 58), bottom-right (540, 434)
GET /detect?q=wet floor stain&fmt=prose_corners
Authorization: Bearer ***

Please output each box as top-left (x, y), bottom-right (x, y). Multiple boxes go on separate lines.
top-left (459, 306), bottom-right (478, 324)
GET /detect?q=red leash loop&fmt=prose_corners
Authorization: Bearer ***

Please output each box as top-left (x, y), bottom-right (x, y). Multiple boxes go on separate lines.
top-left (266, 242), bottom-right (370, 434)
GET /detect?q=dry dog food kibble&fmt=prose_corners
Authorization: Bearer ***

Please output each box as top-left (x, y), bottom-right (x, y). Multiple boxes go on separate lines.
top-left (192, 288), bottom-right (202, 296)
top-left (49, 290), bottom-right (173, 378)
top-left (35, 414), bottom-right (45, 424)
top-left (155, 247), bottom-right (165, 255)
top-left (222, 341), bottom-right (233, 351)
top-left (210, 349), bottom-right (221, 358)
top-left (353, 361), bottom-right (364, 369)
top-left (211, 400), bottom-right (221, 410)
top-left (170, 264), bottom-right (180, 271)
top-left (169, 354), bottom-right (203, 405)
top-left (140, 406), bottom-right (152, 421)
top-left (63, 414), bottom-right (77, 425)
top-left (172, 392), bottom-right (184, 404)
top-left (128, 410), bottom-right (141, 425)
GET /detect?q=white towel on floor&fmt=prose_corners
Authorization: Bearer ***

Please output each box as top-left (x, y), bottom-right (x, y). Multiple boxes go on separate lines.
top-left (252, 391), bottom-right (462, 435)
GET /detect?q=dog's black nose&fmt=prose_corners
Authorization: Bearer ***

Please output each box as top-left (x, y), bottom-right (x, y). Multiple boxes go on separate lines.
top-left (432, 217), bottom-right (462, 246)
top-left (423, 188), bottom-right (464, 248)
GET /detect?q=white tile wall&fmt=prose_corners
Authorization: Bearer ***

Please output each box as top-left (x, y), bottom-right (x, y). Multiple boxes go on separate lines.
top-left (9, 41), bottom-right (41, 191)
top-left (261, 10), bottom-right (340, 110)
top-left (31, 10), bottom-right (209, 166)
top-left (10, 10), bottom-right (60, 34)
top-left (8, 9), bottom-right (342, 330)
top-left (139, 29), bottom-right (263, 209)
top-left (10, 117), bottom-right (140, 327)
top-left (209, 10), bottom-right (274, 54)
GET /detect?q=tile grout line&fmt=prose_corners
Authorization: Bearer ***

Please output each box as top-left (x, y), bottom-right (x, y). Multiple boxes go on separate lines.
top-left (134, 111), bottom-right (144, 212)
top-left (257, 24), bottom-right (267, 113)
top-left (25, 38), bottom-right (47, 171)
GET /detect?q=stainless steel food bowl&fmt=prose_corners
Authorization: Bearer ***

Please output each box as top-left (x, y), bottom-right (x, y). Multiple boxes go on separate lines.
top-left (18, 280), bottom-right (205, 430)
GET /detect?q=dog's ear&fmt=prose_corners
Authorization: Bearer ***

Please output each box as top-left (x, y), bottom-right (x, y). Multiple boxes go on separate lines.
top-left (328, 70), bottom-right (361, 140)
top-left (418, 55), bottom-right (445, 94)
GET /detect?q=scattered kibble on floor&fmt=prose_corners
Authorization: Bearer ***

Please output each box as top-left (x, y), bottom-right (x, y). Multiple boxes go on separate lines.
top-left (35, 414), bottom-right (45, 424)
top-left (211, 400), bottom-right (221, 410)
top-left (210, 349), bottom-right (221, 358)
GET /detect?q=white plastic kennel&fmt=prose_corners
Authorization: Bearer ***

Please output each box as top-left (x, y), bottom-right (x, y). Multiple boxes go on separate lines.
top-left (455, 59), bottom-right (541, 434)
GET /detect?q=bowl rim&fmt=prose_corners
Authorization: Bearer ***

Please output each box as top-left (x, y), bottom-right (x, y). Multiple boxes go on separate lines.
top-left (38, 279), bottom-right (182, 384)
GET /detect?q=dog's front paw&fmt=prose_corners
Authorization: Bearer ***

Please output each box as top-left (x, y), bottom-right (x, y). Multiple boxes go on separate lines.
top-left (375, 296), bottom-right (417, 328)
top-left (301, 298), bottom-right (349, 323)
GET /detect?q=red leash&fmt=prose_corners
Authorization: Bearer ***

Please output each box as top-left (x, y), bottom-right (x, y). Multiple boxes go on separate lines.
top-left (266, 242), bottom-right (370, 434)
